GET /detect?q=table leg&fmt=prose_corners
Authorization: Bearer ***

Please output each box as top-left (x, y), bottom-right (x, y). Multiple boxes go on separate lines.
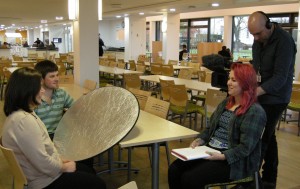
top-left (151, 143), bottom-right (159, 189)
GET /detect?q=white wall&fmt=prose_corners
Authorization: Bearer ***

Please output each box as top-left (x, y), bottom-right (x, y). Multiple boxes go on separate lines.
top-left (99, 20), bottom-right (125, 48)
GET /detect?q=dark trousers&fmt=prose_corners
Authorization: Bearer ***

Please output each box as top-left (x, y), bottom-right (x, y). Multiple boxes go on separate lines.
top-left (168, 158), bottom-right (230, 189)
top-left (260, 103), bottom-right (287, 183)
top-left (44, 163), bottom-right (106, 189)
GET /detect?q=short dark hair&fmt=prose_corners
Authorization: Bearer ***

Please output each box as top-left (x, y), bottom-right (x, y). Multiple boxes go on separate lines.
top-left (4, 67), bottom-right (42, 116)
top-left (34, 60), bottom-right (58, 79)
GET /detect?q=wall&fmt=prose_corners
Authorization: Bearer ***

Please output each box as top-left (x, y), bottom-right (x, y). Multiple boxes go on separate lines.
top-left (99, 20), bottom-right (125, 48)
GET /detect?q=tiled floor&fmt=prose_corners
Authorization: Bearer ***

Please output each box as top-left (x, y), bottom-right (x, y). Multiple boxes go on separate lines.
top-left (1, 98), bottom-right (300, 189)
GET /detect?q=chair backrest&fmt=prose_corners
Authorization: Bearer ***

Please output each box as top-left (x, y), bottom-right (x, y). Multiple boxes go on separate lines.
top-left (109, 61), bottom-right (118, 68)
top-left (117, 62), bottom-right (126, 69)
top-left (118, 59), bottom-right (124, 63)
top-left (57, 63), bottom-right (66, 75)
top-left (161, 64), bottom-right (174, 77)
top-left (144, 96), bottom-right (170, 119)
top-left (178, 69), bottom-right (192, 80)
top-left (124, 74), bottom-right (141, 89)
top-left (168, 59), bottom-right (178, 65)
top-left (169, 84), bottom-right (188, 107)
top-left (128, 88), bottom-right (151, 110)
top-left (182, 53), bottom-right (189, 61)
top-left (12, 55), bottom-right (23, 61)
top-left (159, 79), bottom-right (175, 101)
top-left (137, 60), bottom-right (145, 66)
top-left (17, 62), bottom-right (36, 68)
top-left (205, 72), bottom-right (212, 83)
top-left (150, 63), bottom-right (162, 75)
top-left (27, 53), bottom-right (38, 61)
top-left (290, 84), bottom-right (300, 104)
top-left (129, 61), bottom-right (136, 71)
top-left (0, 140), bottom-right (28, 189)
top-left (83, 79), bottom-right (97, 91)
top-left (198, 70), bottom-right (206, 82)
top-left (59, 75), bottom-right (74, 84)
top-left (136, 65), bottom-right (146, 73)
top-left (180, 60), bottom-right (188, 66)
top-left (205, 88), bottom-right (227, 113)
top-left (118, 181), bottom-right (138, 189)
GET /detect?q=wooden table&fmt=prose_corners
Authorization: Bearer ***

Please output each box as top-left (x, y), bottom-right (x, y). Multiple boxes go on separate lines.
top-left (140, 75), bottom-right (219, 92)
top-left (119, 110), bottom-right (199, 189)
top-left (61, 83), bottom-right (199, 189)
top-left (99, 65), bottom-right (143, 85)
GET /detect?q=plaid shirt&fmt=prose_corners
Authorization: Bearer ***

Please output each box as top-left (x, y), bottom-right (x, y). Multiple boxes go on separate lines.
top-left (199, 98), bottom-right (266, 180)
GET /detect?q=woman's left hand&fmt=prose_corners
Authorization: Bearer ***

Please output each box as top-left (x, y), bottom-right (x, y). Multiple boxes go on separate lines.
top-left (205, 152), bottom-right (226, 161)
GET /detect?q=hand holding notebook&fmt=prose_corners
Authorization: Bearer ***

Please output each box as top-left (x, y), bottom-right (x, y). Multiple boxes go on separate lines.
top-left (171, 146), bottom-right (221, 161)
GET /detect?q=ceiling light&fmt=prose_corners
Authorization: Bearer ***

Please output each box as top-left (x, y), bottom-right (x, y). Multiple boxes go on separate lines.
top-left (124, 14), bottom-right (129, 17)
top-left (56, 16), bottom-right (63, 20)
top-left (5, 33), bottom-right (22, 38)
top-left (98, 0), bottom-right (102, 20)
top-left (116, 15), bottom-right (122, 18)
top-left (139, 12), bottom-right (144, 15)
top-left (41, 20), bottom-right (47, 23)
top-left (169, 8), bottom-right (176, 12)
top-left (211, 3), bottom-right (219, 7)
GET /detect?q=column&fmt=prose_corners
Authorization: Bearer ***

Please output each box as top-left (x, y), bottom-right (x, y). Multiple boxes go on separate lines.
top-left (223, 15), bottom-right (233, 49)
top-left (124, 16), bottom-right (146, 62)
top-left (73, 0), bottom-right (99, 86)
top-left (162, 13), bottom-right (180, 63)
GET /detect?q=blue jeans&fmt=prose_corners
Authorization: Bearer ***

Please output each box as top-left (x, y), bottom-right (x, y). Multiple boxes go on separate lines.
top-left (260, 103), bottom-right (287, 183)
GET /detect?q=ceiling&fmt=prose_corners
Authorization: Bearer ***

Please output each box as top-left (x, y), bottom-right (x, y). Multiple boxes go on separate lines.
top-left (0, 0), bottom-right (298, 30)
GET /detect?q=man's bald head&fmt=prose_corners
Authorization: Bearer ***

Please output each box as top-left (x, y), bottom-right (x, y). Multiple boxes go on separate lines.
top-left (248, 11), bottom-right (273, 44)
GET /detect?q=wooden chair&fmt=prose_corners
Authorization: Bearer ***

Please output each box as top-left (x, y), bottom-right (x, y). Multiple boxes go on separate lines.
top-left (16, 62), bottom-right (35, 68)
top-left (150, 63), bottom-right (162, 75)
top-left (124, 74), bottom-right (142, 90)
top-left (187, 62), bottom-right (200, 79)
top-left (278, 84), bottom-right (300, 136)
top-left (12, 55), bottom-right (23, 61)
top-left (129, 60), bottom-right (136, 71)
top-left (178, 69), bottom-right (192, 80)
top-left (191, 70), bottom-right (207, 104)
top-left (109, 61), bottom-right (118, 68)
top-left (59, 75), bottom-right (74, 84)
top-left (118, 181), bottom-right (138, 189)
top-left (27, 53), bottom-right (38, 61)
top-left (0, 140), bottom-right (28, 189)
top-left (136, 65), bottom-right (146, 74)
top-left (137, 60), bottom-right (145, 66)
top-left (57, 63), bottom-right (67, 75)
top-left (128, 88), bottom-right (151, 110)
top-left (198, 88), bottom-right (227, 128)
top-left (0, 67), bottom-right (12, 100)
top-left (159, 79), bottom-right (175, 101)
top-left (169, 84), bottom-right (202, 130)
top-left (83, 79), bottom-right (97, 92)
top-left (117, 62), bottom-right (126, 69)
top-left (161, 64), bottom-right (174, 77)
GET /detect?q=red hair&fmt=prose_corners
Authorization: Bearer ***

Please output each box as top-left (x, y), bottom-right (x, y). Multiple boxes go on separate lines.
top-left (226, 63), bottom-right (257, 116)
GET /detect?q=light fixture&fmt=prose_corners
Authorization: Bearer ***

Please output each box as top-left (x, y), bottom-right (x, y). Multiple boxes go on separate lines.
top-left (116, 15), bottom-right (122, 18)
top-left (56, 16), bottom-right (64, 20)
top-left (5, 33), bottom-right (22, 38)
top-left (98, 0), bottom-right (102, 20)
top-left (211, 3), bottom-right (219, 7)
top-left (169, 8), bottom-right (176, 12)
top-left (139, 12), bottom-right (144, 15)
top-left (41, 20), bottom-right (47, 24)
top-left (68, 0), bottom-right (77, 20)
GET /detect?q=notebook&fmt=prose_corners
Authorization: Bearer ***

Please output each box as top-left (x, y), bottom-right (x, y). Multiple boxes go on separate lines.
top-left (171, 146), bottom-right (221, 161)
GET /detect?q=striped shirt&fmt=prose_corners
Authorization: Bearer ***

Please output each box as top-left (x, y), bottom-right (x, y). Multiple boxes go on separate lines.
top-left (34, 88), bottom-right (74, 134)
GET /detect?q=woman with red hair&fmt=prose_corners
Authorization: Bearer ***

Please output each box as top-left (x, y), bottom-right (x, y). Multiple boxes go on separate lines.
top-left (168, 63), bottom-right (266, 189)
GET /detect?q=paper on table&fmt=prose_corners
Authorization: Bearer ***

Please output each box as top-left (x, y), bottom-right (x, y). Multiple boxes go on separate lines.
top-left (171, 146), bottom-right (221, 161)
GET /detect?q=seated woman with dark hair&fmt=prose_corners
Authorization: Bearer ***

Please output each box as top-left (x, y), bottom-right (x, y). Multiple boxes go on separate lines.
top-left (1, 67), bottom-right (106, 189)
top-left (168, 63), bottom-right (267, 189)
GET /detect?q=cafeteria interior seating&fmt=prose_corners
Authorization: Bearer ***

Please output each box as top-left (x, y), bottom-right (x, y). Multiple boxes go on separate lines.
top-left (109, 61), bottom-right (118, 68)
top-left (59, 75), bottom-right (74, 84)
top-left (197, 88), bottom-right (227, 128)
top-left (150, 63), bottom-right (162, 75)
top-left (128, 60), bottom-right (136, 71)
top-left (159, 79), bottom-right (175, 101)
top-left (191, 70), bottom-right (207, 105)
top-left (124, 74), bottom-right (142, 90)
top-left (136, 65), bottom-right (146, 74)
top-left (16, 62), bottom-right (35, 68)
top-left (177, 69), bottom-right (192, 80)
top-left (12, 55), bottom-right (23, 61)
top-left (168, 84), bottom-right (202, 130)
top-left (167, 59), bottom-right (178, 65)
top-left (83, 79), bottom-right (97, 92)
top-left (161, 64), bottom-right (174, 77)
top-left (0, 67), bottom-right (12, 100)
top-left (128, 88), bottom-right (151, 111)
top-left (117, 62), bottom-right (126, 69)
top-left (277, 84), bottom-right (300, 136)
top-left (0, 140), bottom-right (28, 189)
top-left (187, 62), bottom-right (201, 79)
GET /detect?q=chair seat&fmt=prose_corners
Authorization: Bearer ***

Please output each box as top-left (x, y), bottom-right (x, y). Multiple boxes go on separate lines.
top-left (170, 102), bottom-right (203, 115)
top-left (205, 176), bottom-right (254, 189)
top-left (287, 102), bottom-right (300, 111)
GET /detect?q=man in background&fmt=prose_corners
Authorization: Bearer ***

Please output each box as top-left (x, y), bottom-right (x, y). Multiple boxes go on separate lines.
top-left (179, 44), bottom-right (188, 61)
top-left (248, 11), bottom-right (296, 189)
